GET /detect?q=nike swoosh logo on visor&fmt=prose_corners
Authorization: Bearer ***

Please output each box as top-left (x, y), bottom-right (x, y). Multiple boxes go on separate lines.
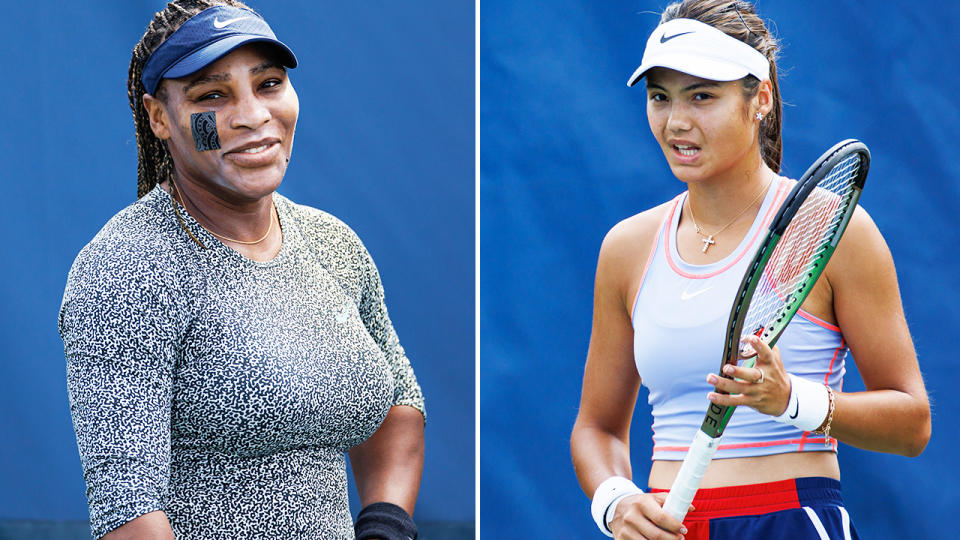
top-left (789, 399), bottom-right (800, 420)
top-left (660, 31), bottom-right (694, 43)
top-left (213, 16), bottom-right (250, 28)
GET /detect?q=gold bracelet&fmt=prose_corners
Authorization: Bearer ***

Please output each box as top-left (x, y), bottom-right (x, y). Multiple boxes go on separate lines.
top-left (813, 385), bottom-right (835, 448)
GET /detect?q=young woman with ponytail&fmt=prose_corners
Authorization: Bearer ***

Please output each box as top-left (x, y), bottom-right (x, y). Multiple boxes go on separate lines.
top-left (571, 1), bottom-right (929, 538)
top-left (60, 2), bottom-right (425, 538)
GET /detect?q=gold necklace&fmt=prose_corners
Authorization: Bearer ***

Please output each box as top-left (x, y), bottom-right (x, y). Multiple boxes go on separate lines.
top-left (688, 179), bottom-right (770, 253)
top-left (205, 206), bottom-right (275, 245)
top-left (169, 179), bottom-right (275, 246)
top-left (168, 179), bottom-right (208, 250)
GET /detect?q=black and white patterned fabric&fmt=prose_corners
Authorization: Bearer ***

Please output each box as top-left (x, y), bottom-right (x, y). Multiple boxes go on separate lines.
top-left (59, 185), bottom-right (425, 539)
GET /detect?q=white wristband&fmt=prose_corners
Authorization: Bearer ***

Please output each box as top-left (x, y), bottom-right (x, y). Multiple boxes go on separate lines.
top-left (773, 373), bottom-right (830, 432)
top-left (591, 476), bottom-right (644, 537)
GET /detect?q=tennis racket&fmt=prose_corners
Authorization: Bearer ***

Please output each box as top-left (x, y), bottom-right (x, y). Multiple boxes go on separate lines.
top-left (661, 139), bottom-right (870, 522)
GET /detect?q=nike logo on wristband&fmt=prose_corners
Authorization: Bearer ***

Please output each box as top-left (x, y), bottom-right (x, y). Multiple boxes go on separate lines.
top-left (660, 31), bottom-right (694, 43)
top-left (789, 399), bottom-right (800, 419)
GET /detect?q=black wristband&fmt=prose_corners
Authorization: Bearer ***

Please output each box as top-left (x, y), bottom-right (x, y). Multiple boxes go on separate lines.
top-left (354, 502), bottom-right (418, 540)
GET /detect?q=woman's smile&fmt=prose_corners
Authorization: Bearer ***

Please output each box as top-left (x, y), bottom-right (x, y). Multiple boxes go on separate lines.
top-left (223, 138), bottom-right (282, 168)
top-left (145, 43), bottom-right (300, 203)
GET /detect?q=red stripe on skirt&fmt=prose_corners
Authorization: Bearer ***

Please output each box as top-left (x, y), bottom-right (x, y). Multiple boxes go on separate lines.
top-left (650, 478), bottom-right (801, 521)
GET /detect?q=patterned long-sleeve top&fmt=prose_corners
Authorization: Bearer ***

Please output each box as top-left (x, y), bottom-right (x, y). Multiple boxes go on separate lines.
top-left (59, 185), bottom-right (425, 539)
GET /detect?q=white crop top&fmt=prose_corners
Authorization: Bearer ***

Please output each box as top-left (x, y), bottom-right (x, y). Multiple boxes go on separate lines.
top-left (632, 177), bottom-right (845, 461)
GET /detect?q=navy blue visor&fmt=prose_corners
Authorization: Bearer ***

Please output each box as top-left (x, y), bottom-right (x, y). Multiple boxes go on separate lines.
top-left (141, 6), bottom-right (297, 95)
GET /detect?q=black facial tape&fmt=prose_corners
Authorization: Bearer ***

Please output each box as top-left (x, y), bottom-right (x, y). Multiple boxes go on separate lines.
top-left (191, 111), bottom-right (221, 152)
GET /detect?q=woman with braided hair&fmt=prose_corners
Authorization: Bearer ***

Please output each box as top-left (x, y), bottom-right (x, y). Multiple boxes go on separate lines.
top-left (571, 1), bottom-right (929, 539)
top-left (59, 1), bottom-right (425, 538)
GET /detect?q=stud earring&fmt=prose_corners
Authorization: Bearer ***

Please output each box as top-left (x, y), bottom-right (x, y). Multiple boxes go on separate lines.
top-left (755, 112), bottom-right (764, 121)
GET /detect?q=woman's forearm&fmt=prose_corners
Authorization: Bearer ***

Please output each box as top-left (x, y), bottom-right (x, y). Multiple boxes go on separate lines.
top-left (829, 389), bottom-right (930, 457)
top-left (571, 421), bottom-right (635, 497)
top-left (349, 405), bottom-right (425, 515)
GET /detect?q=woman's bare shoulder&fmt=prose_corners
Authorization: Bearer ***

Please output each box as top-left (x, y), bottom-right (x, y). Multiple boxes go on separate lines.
top-left (593, 199), bottom-right (676, 310)
top-left (599, 199), bottom-right (675, 266)
top-left (828, 205), bottom-right (892, 278)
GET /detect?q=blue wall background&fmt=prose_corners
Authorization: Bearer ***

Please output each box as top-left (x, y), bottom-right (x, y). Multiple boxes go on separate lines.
top-left (0, 0), bottom-right (474, 535)
top-left (481, 1), bottom-right (958, 538)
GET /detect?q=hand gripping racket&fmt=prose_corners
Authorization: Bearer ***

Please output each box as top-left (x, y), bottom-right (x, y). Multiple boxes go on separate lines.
top-left (661, 139), bottom-right (870, 522)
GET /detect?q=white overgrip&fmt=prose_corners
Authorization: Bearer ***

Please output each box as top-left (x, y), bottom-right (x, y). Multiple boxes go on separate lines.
top-left (662, 430), bottom-right (719, 522)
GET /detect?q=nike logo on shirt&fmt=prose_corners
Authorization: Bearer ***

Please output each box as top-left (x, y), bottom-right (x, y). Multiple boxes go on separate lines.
top-left (680, 284), bottom-right (712, 301)
top-left (213, 16), bottom-right (249, 28)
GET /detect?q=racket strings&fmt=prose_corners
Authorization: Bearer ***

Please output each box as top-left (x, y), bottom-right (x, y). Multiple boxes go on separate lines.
top-left (740, 154), bottom-right (862, 347)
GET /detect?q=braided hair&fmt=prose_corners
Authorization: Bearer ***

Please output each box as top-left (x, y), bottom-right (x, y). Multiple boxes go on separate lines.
top-left (661, 0), bottom-right (783, 173)
top-left (128, 0), bottom-right (256, 198)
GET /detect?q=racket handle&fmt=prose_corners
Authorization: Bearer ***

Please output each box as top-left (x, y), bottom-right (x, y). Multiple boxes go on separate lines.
top-left (662, 430), bottom-right (720, 522)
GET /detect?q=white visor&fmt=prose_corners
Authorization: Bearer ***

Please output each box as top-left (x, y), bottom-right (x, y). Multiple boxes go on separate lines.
top-left (627, 18), bottom-right (770, 87)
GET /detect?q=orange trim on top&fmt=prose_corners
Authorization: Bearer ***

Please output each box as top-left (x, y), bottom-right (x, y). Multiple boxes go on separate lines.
top-left (631, 197), bottom-right (680, 325)
top-left (797, 309), bottom-right (842, 332)
top-left (824, 337), bottom-right (846, 385)
top-left (664, 179), bottom-right (790, 279)
top-left (799, 337), bottom-right (845, 452)
top-left (828, 338), bottom-right (844, 454)
top-left (653, 436), bottom-right (836, 455)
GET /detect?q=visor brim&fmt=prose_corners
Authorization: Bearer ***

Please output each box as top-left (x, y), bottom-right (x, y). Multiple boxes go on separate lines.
top-left (164, 35), bottom-right (298, 81)
top-left (627, 52), bottom-right (752, 87)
